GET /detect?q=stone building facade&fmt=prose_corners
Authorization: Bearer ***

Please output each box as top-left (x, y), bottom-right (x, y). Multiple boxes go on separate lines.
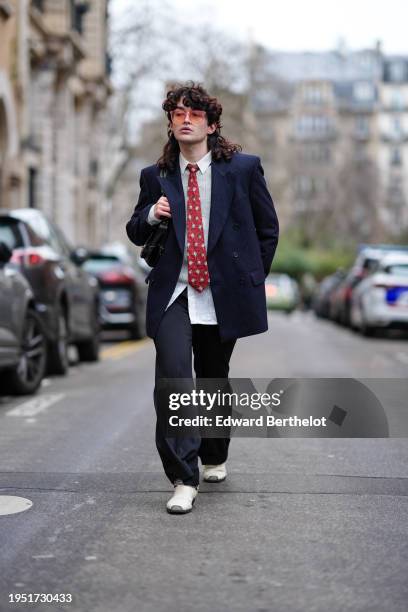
top-left (251, 45), bottom-right (408, 243)
top-left (0, 0), bottom-right (111, 246)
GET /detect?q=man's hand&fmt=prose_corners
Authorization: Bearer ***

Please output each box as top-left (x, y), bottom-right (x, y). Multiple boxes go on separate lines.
top-left (154, 196), bottom-right (172, 220)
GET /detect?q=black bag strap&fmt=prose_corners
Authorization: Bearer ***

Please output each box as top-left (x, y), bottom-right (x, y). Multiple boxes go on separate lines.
top-left (158, 168), bottom-right (169, 227)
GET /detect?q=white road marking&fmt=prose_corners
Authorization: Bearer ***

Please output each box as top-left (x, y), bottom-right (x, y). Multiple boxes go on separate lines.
top-left (5, 393), bottom-right (65, 418)
top-left (32, 554), bottom-right (55, 560)
top-left (0, 496), bottom-right (32, 516)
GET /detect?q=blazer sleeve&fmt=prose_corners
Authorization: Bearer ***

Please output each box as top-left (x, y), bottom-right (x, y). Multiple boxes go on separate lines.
top-left (249, 157), bottom-right (279, 276)
top-left (126, 169), bottom-right (156, 247)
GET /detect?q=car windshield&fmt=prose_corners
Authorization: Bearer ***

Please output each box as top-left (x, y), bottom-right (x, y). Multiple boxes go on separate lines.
top-left (385, 264), bottom-right (408, 276)
top-left (83, 256), bottom-right (122, 273)
top-left (0, 220), bottom-right (24, 250)
top-left (362, 257), bottom-right (380, 271)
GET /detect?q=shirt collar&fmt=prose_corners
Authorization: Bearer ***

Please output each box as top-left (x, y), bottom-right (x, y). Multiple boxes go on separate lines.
top-left (180, 150), bottom-right (212, 175)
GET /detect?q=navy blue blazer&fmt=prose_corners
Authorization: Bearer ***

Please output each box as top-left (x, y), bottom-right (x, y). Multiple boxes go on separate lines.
top-left (126, 152), bottom-right (279, 342)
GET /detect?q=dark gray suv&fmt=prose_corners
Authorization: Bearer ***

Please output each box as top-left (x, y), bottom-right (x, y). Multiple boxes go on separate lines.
top-left (0, 242), bottom-right (47, 394)
top-left (0, 209), bottom-right (100, 375)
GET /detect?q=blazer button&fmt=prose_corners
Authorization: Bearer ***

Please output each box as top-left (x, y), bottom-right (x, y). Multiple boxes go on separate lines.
top-left (233, 223), bottom-right (240, 230)
top-left (239, 277), bottom-right (245, 284)
top-left (232, 251), bottom-right (239, 258)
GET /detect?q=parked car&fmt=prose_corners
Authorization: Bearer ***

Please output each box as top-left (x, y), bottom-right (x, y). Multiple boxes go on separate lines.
top-left (265, 273), bottom-right (299, 313)
top-left (0, 209), bottom-right (100, 375)
top-left (313, 270), bottom-right (346, 319)
top-left (354, 245), bottom-right (408, 276)
top-left (0, 242), bottom-right (46, 394)
top-left (350, 252), bottom-right (408, 335)
top-left (82, 250), bottom-right (147, 339)
top-left (357, 243), bottom-right (408, 260)
top-left (328, 268), bottom-right (366, 326)
top-left (331, 245), bottom-right (408, 327)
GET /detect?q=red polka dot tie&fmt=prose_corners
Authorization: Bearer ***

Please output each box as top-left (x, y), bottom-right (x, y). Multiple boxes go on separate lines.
top-left (186, 163), bottom-right (209, 292)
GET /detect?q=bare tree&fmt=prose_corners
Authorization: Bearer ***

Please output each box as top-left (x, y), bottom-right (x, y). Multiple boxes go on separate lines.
top-left (333, 152), bottom-right (383, 246)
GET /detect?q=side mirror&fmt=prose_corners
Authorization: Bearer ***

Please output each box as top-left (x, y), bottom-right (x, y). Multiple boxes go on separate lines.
top-left (71, 246), bottom-right (89, 266)
top-left (0, 242), bottom-right (12, 265)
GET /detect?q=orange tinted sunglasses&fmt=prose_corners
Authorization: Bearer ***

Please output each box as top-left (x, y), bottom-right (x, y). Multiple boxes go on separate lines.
top-left (170, 108), bottom-right (206, 124)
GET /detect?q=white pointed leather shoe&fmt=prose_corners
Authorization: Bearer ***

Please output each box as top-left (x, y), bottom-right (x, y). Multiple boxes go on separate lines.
top-left (166, 483), bottom-right (198, 514)
top-left (202, 462), bottom-right (227, 483)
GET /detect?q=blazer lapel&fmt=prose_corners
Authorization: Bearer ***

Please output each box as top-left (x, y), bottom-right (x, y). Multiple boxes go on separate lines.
top-left (207, 159), bottom-right (235, 255)
top-left (157, 166), bottom-right (185, 253)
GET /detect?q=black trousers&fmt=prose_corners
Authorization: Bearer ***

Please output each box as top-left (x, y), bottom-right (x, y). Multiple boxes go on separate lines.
top-left (153, 288), bottom-right (236, 487)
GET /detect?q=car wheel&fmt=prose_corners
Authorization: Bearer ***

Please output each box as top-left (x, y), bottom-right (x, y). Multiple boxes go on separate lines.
top-left (129, 323), bottom-right (142, 340)
top-left (76, 306), bottom-right (100, 362)
top-left (10, 309), bottom-right (47, 395)
top-left (47, 308), bottom-right (69, 375)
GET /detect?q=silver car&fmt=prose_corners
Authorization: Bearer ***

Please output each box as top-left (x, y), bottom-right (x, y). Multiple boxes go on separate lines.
top-left (350, 252), bottom-right (408, 335)
top-left (0, 242), bottom-right (47, 394)
top-left (265, 273), bottom-right (300, 313)
top-left (0, 208), bottom-right (100, 376)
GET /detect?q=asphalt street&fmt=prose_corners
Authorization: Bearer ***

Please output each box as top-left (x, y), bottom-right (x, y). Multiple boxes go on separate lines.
top-left (0, 311), bottom-right (408, 612)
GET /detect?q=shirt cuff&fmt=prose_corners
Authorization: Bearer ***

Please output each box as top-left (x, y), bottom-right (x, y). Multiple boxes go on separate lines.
top-left (147, 204), bottom-right (161, 225)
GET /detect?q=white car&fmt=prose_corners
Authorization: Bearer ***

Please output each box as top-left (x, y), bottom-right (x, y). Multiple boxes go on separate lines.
top-left (350, 252), bottom-right (408, 335)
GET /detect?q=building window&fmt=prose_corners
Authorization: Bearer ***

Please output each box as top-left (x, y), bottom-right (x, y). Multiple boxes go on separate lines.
top-left (32, 0), bottom-right (44, 11)
top-left (392, 117), bottom-right (402, 137)
top-left (353, 81), bottom-right (374, 102)
top-left (389, 61), bottom-right (406, 83)
top-left (388, 176), bottom-right (404, 205)
top-left (390, 147), bottom-right (402, 166)
top-left (28, 168), bottom-right (37, 208)
top-left (301, 143), bottom-right (330, 162)
top-left (355, 116), bottom-right (370, 138)
top-left (70, 0), bottom-right (90, 35)
top-left (105, 52), bottom-right (112, 76)
top-left (390, 89), bottom-right (404, 110)
top-left (296, 175), bottom-right (312, 196)
top-left (89, 159), bottom-right (98, 176)
top-left (303, 85), bottom-right (326, 105)
top-left (295, 115), bottom-right (333, 137)
top-left (295, 175), bottom-right (326, 196)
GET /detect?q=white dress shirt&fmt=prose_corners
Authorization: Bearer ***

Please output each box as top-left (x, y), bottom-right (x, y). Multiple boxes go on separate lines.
top-left (147, 150), bottom-right (218, 324)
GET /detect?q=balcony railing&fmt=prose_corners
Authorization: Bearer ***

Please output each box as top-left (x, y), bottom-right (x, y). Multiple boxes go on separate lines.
top-left (380, 132), bottom-right (408, 143)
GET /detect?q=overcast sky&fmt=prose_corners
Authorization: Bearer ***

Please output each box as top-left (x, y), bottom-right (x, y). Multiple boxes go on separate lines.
top-left (111, 0), bottom-right (407, 55)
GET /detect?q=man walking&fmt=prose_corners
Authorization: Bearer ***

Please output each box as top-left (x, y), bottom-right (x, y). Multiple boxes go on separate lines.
top-left (126, 82), bottom-right (279, 514)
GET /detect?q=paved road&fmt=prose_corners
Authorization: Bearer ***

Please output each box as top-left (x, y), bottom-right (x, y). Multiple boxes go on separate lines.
top-left (0, 312), bottom-right (408, 612)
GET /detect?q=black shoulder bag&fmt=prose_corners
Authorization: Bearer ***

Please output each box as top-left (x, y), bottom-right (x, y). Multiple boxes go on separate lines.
top-left (140, 169), bottom-right (170, 268)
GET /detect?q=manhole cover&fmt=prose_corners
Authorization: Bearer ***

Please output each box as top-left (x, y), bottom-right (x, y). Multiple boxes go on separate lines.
top-left (0, 496), bottom-right (33, 516)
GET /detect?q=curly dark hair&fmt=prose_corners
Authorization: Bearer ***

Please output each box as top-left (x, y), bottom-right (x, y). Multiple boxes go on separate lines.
top-left (157, 81), bottom-right (242, 172)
